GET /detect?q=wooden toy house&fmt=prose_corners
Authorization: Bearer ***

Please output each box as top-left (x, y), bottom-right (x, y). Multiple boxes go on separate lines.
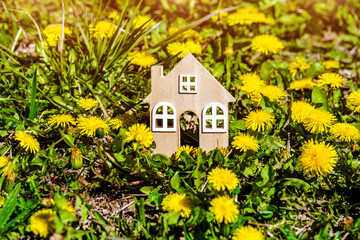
top-left (143, 53), bottom-right (235, 156)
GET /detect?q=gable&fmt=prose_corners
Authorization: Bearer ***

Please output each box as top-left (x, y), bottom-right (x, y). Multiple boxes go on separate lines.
top-left (164, 53), bottom-right (235, 102)
top-left (144, 53), bottom-right (235, 104)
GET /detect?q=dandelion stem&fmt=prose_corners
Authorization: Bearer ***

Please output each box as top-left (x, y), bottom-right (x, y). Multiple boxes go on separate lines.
top-left (323, 175), bottom-right (337, 195)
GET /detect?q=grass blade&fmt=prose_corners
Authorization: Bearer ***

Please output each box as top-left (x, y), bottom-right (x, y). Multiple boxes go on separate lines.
top-left (29, 65), bottom-right (38, 120)
top-left (0, 183), bottom-right (21, 234)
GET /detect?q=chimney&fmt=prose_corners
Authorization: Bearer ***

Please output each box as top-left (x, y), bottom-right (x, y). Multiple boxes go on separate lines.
top-left (151, 66), bottom-right (163, 79)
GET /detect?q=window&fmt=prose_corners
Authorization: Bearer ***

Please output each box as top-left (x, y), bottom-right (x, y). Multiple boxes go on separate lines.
top-left (152, 102), bottom-right (176, 132)
top-left (202, 103), bottom-right (227, 133)
top-left (179, 75), bottom-right (198, 93)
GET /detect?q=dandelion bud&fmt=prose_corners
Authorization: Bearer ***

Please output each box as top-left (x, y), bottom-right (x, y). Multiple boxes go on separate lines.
top-left (4, 171), bottom-right (15, 192)
top-left (6, 172), bottom-right (15, 182)
top-left (67, 126), bottom-right (76, 134)
top-left (342, 216), bottom-right (354, 230)
top-left (70, 148), bottom-right (83, 170)
top-left (96, 128), bottom-right (105, 138)
top-left (218, 147), bottom-right (229, 157)
top-left (223, 46), bottom-right (234, 57)
top-left (42, 198), bottom-right (55, 206)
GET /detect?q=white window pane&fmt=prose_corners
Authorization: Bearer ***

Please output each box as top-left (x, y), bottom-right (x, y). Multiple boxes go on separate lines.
top-left (167, 106), bottom-right (174, 114)
top-left (167, 119), bottom-right (174, 128)
top-left (156, 119), bottom-right (163, 128)
top-left (205, 119), bottom-right (212, 129)
top-left (216, 106), bottom-right (224, 115)
top-left (156, 106), bottom-right (163, 114)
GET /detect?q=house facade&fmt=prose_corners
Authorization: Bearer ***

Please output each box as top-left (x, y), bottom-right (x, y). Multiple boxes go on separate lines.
top-left (143, 53), bottom-right (235, 156)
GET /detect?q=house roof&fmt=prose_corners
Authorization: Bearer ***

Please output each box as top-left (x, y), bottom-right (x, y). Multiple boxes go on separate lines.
top-left (143, 53), bottom-right (235, 103)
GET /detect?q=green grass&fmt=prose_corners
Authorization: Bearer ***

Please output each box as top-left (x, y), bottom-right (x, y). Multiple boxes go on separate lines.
top-left (0, 0), bottom-right (360, 239)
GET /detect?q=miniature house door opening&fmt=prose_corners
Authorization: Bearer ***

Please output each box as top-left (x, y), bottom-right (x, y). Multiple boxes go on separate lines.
top-left (179, 111), bottom-right (199, 147)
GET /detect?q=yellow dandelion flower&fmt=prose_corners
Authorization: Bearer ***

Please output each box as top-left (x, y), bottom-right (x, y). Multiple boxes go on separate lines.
top-left (183, 29), bottom-right (202, 42)
top-left (191, 147), bottom-right (199, 158)
top-left (127, 51), bottom-right (157, 68)
top-left (166, 41), bottom-right (202, 58)
top-left (244, 110), bottom-right (275, 132)
top-left (299, 140), bottom-right (337, 176)
top-left (289, 78), bottom-right (318, 91)
top-left (318, 73), bottom-right (345, 88)
top-left (226, 6), bottom-right (269, 26)
top-left (48, 114), bottom-right (76, 128)
top-left (347, 90), bottom-right (360, 112)
top-left (29, 209), bottom-right (56, 238)
top-left (0, 165), bottom-right (14, 186)
top-left (43, 24), bottom-right (72, 37)
top-left (250, 35), bottom-right (284, 55)
top-left (211, 10), bottom-right (228, 22)
top-left (322, 60), bottom-right (340, 69)
top-left (109, 11), bottom-right (120, 21)
top-left (175, 145), bottom-right (194, 160)
top-left (15, 132), bottom-right (40, 154)
top-left (167, 42), bottom-right (185, 57)
top-left (1, 163), bottom-right (15, 183)
top-left (90, 21), bottom-right (117, 39)
top-left (161, 193), bottom-right (193, 218)
top-left (231, 133), bottom-right (259, 152)
top-left (291, 101), bottom-right (315, 124)
top-left (256, 85), bottom-right (286, 102)
top-left (208, 168), bottom-right (239, 191)
top-left (61, 204), bottom-right (75, 213)
top-left (238, 73), bottom-right (265, 94)
top-left (133, 15), bottom-right (156, 29)
top-left (209, 195), bottom-right (239, 224)
top-left (77, 116), bottom-right (109, 137)
top-left (43, 24), bottom-right (72, 47)
top-left (0, 165), bottom-right (10, 176)
top-left (109, 115), bottom-right (135, 130)
top-left (168, 27), bottom-right (203, 42)
top-left (330, 123), bottom-right (360, 142)
top-left (232, 226), bottom-right (265, 240)
top-left (289, 57), bottom-right (311, 77)
top-left (77, 98), bottom-right (97, 110)
top-left (303, 109), bottom-right (336, 134)
top-left (0, 156), bottom-right (9, 168)
top-left (168, 27), bottom-right (179, 35)
top-left (125, 123), bottom-right (153, 149)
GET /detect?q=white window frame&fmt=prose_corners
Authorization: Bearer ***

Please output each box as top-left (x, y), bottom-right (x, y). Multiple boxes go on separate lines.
top-left (152, 102), bottom-right (177, 132)
top-left (202, 102), bottom-right (227, 133)
top-left (179, 74), bottom-right (198, 93)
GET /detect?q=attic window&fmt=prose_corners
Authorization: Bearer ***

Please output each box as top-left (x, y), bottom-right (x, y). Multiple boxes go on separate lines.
top-left (179, 75), bottom-right (198, 93)
top-left (202, 102), bottom-right (227, 133)
top-left (152, 102), bottom-right (176, 132)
